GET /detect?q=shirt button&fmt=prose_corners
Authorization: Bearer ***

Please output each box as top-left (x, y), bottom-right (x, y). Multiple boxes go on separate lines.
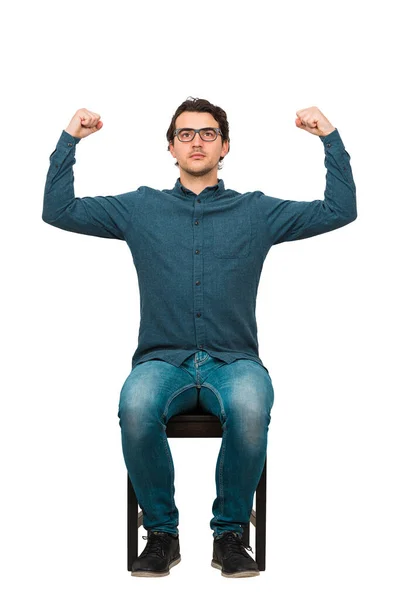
top-left (194, 220), bottom-right (199, 225)
top-left (195, 249), bottom-right (200, 254)
top-left (327, 143), bottom-right (331, 148)
top-left (195, 280), bottom-right (200, 285)
top-left (68, 143), bottom-right (73, 147)
top-left (199, 344), bottom-right (204, 349)
top-left (197, 198), bottom-right (201, 203)
top-left (196, 312), bottom-right (201, 317)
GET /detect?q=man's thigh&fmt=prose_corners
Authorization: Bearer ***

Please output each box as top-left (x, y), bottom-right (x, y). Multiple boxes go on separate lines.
top-left (118, 359), bottom-right (199, 424)
top-left (197, 359), bottom-right (275, 437)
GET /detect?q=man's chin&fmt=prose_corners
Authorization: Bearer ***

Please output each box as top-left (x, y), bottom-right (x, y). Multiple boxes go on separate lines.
top-left (181, 164), bottom-right (214, 178)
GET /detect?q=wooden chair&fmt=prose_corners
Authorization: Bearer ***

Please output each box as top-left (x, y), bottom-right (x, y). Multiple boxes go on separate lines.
top-left (127, 405), bottom-right (267, 571)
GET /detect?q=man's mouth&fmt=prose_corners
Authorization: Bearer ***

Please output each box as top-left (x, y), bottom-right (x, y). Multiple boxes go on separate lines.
top-left (190, 153), bottom-right (205, 158)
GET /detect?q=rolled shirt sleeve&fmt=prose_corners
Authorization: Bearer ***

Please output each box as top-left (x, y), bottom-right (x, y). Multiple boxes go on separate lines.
top-left (42, 130), bottom-right (134, 240)
top-left (258, 128), bottom-right (357, 246)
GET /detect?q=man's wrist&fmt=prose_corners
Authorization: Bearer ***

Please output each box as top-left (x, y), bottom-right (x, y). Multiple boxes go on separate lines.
top-left (62, 129), bottom-right (81, 144)
top-left (321, 127), bottom-right (336, 137)
top-left (319, 128), bottom-right (341, 146)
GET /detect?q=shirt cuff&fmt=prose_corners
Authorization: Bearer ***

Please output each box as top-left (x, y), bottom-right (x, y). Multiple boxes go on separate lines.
top-left (60, 129), bottom-right (81, 145)
top-left (320, 127), bottom-right (341, 146)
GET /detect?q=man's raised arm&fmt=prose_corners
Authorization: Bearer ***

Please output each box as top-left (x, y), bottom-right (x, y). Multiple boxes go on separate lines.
top-left (258, 106), bottom-right (357, 246)
top-left (42, 108), bottom-right (133, 240)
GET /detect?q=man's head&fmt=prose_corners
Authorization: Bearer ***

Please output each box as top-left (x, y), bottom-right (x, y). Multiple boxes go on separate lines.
top-left (166, 97), bottom-right (230, 178)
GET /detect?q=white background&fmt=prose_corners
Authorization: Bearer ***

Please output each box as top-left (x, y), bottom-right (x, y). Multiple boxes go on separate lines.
top-left (1, 0), bottom-right (399, 597)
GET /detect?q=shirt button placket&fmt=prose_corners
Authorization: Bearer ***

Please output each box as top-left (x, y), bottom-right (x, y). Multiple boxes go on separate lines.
top-left (194, 195), bottom-right (205, 350)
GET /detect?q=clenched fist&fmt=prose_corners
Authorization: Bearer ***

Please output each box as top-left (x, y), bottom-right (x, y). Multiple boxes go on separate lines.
top-left (65, 108), bottom-right (103, 139)
top-left (295, 106), bottom-right (335, 137)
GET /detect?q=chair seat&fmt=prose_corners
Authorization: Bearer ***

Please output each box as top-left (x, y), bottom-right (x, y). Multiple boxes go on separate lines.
top-left (167, 407), bottom-right (222, 438)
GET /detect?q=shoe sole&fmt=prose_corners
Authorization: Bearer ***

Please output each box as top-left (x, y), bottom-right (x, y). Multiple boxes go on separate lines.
top-left (211, 560), bottom-right (260, 578)
top-left (131, 556), bottom-right (181, 577)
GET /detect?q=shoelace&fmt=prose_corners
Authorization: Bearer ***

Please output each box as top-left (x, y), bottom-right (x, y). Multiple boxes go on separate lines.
top-left (140, 532), bottom-right (172, 558)
top-left (217, 532), bottom-right (254, 557)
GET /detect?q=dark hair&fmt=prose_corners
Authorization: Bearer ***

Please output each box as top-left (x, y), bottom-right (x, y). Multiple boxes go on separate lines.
top-left (166, 97), bottom-right (230, 169)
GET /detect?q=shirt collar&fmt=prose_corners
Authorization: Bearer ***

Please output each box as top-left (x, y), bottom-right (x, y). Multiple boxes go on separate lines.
top-left (173, 178), bottom-right (225, 199)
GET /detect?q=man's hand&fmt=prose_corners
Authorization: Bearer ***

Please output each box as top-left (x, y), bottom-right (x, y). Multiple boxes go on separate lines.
top-left (295, 106), bottom-right (336, 137)
top-left (64, 108), bottom-right (103, 139)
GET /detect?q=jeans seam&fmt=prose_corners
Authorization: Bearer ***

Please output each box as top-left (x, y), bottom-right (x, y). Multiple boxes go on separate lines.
top-left (161, 432), bottom-right (176, 526)
top-left (178, 365), bottom-right (196, 383)
top-left (198, 361), bottom-right (226, 385)
top-left (218, 428), bottom-right (227, 518)
top-left (200, 382), bottom-right (227, 517)
top-left (161, 383), bottom-right (198, 420)
top-left (201, 382), bottom-right (227, 419)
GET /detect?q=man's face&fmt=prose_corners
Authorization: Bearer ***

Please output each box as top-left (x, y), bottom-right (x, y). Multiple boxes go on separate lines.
top-left (169, 111), bottom-right (229, 178)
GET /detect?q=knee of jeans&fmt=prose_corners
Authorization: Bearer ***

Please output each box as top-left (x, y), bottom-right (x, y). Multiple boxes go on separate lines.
top-left (267, 387), bottom-right (275, 413)
top-left (118, 387), bottom-right (163, 440)
top-left (118, 401), bottom-right (156, 440)
top-left (264, 372), bottom-right (275, 410)
top-left (118, 384), bottom-right (140, 429)
top-left (241, 407), bottom-right (272, 448)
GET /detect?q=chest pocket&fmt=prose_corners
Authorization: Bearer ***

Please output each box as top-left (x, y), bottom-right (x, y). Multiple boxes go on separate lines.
top-left (212, 205), bottom-right (252, 258)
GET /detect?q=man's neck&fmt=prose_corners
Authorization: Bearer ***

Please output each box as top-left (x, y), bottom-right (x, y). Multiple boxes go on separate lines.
top-left (178, 171), bottom-right (219, 196)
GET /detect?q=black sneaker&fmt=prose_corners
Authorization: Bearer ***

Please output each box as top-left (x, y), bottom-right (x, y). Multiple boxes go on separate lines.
top-left (211, 531), bottom-right (260, 577)
top-left (131, 531), bottom-right (181, 577)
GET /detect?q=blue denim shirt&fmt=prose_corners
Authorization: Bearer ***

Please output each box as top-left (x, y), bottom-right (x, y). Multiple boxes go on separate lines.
top-left (43, 128), bottom-right (357, 371)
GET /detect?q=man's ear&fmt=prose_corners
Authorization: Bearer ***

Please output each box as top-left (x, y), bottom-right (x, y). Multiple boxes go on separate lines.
top-left (221, 140), bottom-right (230, 158)
top-left (169, 141), bottom-right (176, 158)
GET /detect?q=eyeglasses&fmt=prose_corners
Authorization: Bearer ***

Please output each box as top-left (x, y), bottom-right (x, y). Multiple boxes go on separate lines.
top-left (173, 127), bottom-right (222, 142)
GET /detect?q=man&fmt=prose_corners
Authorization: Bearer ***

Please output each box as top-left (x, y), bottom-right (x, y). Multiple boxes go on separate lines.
top-left (42, 98), bottom-right (357, 578)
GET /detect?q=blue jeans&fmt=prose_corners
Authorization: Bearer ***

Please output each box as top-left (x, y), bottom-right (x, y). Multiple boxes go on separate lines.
top-left (117, 351), bottom-right (274, 539)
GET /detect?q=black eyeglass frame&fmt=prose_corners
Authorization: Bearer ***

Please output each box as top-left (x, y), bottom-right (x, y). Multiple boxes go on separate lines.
top-left (173, 127), bottom-right (223, 142)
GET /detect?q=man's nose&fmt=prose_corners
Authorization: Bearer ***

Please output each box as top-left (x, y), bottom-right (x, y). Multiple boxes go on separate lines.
top-left (192, 131), bottom-right (203, 144)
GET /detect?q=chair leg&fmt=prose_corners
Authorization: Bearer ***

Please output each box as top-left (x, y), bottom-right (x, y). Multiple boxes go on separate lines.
top-left (255, 456), bottom-right (267, 571)
top-left (127, 473), bottom-right (138, 571)
top-left (241, 455), bottom-right (267, 570)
